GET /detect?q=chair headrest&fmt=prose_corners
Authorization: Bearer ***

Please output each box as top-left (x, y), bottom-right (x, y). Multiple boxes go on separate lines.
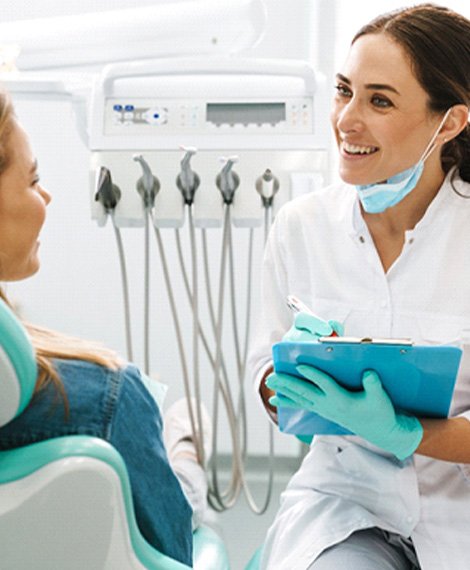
top-left (0, 298), bottom-right (37, 427)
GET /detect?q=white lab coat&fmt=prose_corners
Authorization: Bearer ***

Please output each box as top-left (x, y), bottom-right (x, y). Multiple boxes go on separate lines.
top-left (248, 170), bottom-right (470, 570)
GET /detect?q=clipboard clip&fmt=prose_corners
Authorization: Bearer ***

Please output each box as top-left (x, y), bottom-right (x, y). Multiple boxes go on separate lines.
top-left (318, 336), bottom-right (414, 345)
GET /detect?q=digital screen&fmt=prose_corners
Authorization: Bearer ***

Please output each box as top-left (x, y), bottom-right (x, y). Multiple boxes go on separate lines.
top-left (206, 102), bottom-right (286, 125)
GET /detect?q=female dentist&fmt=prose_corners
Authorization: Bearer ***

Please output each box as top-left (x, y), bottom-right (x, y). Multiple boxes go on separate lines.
top-left (249, 4), bottom-right (470, 570)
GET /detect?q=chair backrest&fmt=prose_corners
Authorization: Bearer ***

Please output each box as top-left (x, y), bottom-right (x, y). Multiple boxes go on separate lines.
top-left (0, 298), bottom-right (230, 569)
top-left (0, 298), bottom-right (37, 426)
top-left (0, 436), bottom-right (191, 569)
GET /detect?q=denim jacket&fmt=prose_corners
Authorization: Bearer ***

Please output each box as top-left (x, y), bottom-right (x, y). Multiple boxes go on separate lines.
top-left (0, 359), bottom-right (193, 566)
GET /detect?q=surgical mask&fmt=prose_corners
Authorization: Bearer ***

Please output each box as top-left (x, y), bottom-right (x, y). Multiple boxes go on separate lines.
top-left (355, 109), bottom-right (452, 214)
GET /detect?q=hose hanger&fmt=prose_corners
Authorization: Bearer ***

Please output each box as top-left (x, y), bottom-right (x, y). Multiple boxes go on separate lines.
top-left (133, 154), bottom-right (160, 209)
top-left (216, 156), bottom-right (240, 205)
top-left (95, 166), bottom-right (121, 211)
top-left (255, 168), bottom-right (280, 208)
top-left (176, 146), bottom-right (201, 206)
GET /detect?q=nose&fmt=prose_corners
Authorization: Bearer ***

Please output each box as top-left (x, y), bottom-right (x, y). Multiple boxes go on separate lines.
top-left (39, 184), bottom-right (52, 205)
top-left (334, 98), bottom-right (364, 135)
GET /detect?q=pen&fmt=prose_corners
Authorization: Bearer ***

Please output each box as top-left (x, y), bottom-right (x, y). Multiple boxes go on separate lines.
top-left (286, 295), bottom-right (339, 337)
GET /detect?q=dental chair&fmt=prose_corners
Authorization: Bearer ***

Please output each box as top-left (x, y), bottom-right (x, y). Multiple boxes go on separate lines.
top-left (0, 298), bottom-right (230, 569)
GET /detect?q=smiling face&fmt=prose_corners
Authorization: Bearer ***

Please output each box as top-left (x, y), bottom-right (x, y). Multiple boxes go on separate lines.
top-left (330, 32), bottom-right (446, 186)
top-left (0, 121), bottom-right (51, 281)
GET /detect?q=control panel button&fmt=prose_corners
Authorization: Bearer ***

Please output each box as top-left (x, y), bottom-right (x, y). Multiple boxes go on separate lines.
top-left (143, 106), bottom-right (168, 125)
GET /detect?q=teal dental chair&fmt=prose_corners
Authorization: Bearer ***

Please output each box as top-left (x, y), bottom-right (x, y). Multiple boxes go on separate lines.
top-left (0, 298), bottom-right (230, 569)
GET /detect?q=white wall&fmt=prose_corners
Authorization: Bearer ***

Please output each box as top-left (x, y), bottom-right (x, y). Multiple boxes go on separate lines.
top-left (335, 0), bottom-right (470, 68)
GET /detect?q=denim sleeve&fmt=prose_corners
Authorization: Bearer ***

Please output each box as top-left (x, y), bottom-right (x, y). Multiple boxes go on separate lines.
top-left (108, 364), bottom-right (193, 565)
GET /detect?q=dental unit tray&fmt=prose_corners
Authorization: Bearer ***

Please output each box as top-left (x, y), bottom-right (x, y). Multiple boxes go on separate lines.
top-left (272, 339), bottom-right (462, 436)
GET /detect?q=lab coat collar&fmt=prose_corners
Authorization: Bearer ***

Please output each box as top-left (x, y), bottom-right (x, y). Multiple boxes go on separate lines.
top-left (348, 168), bottom-right (464, 240)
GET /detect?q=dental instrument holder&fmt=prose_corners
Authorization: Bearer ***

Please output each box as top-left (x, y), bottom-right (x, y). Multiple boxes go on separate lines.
top-left (176, 147), bottom-right (200, 206)
top-left (134, 154), bottom-right (160, 210)
top-left (256, 168), bottom-right (280, 208)
top-left (94, 166), bottom-right (121, 216)
top-left (216, 157), bottom-right (240, 205)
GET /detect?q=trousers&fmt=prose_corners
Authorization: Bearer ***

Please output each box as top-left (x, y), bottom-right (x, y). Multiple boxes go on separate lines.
top-left (308, 527), bottom-right (420, 570)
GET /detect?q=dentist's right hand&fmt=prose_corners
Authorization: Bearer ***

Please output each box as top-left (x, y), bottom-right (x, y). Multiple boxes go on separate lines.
top-left (259, 311), bottom-right (344, 431)
top-left (284, 312), bottom-right (344, 342)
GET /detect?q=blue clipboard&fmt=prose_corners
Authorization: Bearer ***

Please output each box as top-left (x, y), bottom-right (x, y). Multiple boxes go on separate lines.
top-left (272, 338), bottom-right (463, 436)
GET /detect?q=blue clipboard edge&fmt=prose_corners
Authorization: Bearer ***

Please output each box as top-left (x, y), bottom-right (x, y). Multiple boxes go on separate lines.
top-left (272, 340), bottom-right (463, 436)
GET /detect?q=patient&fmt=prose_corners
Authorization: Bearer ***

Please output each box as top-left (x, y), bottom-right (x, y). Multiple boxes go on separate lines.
top-left (0, 89), bottom-right (208, 566)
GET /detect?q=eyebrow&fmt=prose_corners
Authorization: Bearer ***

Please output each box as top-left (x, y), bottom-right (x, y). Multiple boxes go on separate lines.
top-left (336, 73), bottom-right (400, 95)
top-left (29, 159), bottom-right (38, 174)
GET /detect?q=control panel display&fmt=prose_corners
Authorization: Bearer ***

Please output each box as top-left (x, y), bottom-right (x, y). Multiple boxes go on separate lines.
top-left (206, 102), bottom-right (286, 126)
top-left (105, 98), bottom-right (313, 136)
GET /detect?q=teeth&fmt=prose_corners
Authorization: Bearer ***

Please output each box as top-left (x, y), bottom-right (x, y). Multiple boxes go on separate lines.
top-left (343, 141), bottom-right (378, 155)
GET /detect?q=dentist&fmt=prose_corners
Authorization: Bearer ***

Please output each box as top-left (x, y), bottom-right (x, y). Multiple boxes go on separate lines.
top-left (249, 4), bottom-right (470, 569)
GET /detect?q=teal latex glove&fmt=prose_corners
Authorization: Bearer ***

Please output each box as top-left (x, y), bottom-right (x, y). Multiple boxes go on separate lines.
top-left (283, 311), bottom-right (344, 342)
top-left (267, 366), bottom-right (423, 460)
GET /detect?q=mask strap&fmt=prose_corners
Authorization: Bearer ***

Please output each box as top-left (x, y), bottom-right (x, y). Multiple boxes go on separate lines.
top-left (420, 108), bottom-right (452, 163)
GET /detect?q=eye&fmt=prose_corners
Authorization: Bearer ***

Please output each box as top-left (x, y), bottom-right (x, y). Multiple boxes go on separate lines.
top-left (334, 83), bottom-right (352, 98)
top-left (371, 94), bottom-right (393, 109)
top-left (31, 176), bottom-right (40, 187)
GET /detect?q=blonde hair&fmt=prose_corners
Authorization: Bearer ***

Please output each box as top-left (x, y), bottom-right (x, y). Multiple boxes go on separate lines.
top-left (0, 91), bottom-right (121, 412)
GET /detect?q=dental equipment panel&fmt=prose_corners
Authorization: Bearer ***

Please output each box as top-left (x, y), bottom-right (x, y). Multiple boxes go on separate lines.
top-left (88, 56), bottom-right (331, 512)
top-left (89, 57), bottom-right (329, 228)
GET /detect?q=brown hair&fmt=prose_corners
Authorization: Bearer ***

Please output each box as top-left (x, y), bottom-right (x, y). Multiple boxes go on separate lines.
top-left (352, 3), bottom-right (470, 182)
top-left (0, 90), bottom-right (121, 412)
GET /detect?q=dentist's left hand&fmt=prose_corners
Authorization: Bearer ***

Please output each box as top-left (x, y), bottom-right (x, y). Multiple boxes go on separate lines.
top-left (267, 366), bottom-right (423, 460)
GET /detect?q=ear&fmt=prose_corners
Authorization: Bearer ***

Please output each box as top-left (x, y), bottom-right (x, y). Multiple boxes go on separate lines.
top-left (438, 105), bottom-right (469, 144)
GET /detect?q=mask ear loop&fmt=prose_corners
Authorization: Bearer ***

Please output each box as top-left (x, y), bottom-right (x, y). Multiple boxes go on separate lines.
top-left (420, 108), bottom-right (453, 163)
top-left (448, 112), bottom-right (470, 199)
